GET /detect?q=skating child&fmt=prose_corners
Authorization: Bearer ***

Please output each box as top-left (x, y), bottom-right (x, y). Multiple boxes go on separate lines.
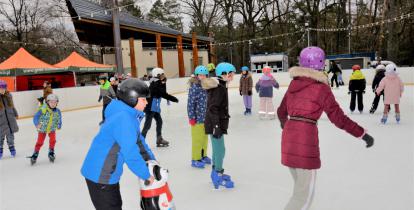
top-left (0, 80), bottom-right (19, 159)
top-left (81, 79), bottom-right (156, 210)
top-left (369, 64), bottom-right (386, 114)
top-left (277, 47), bottom-right (374, 210)
top-left (187, 65), bottom-right (211, 168)
top-left (141, 67), bottom-right (179, 147)
top-left (328, 60), bottom-right (340, 88)
top-left (375, 64), bottom-right (404, 124)
top-left (98, 75), bottom-right (116, 125)
top-left (202, 62), bottom-right (235, 189)
top-left (239, 66), bottom-right (253, 115)
top-left (255, 66), bottom-right (279, 119)
top-left (348, 65), bottom-right (366, 113)
top-left (29, 94), bottom-right (62, 165)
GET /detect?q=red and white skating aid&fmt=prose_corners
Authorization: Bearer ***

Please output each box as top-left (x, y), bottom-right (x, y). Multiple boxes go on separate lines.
top-left (140, 160), bottom-right (175, 210)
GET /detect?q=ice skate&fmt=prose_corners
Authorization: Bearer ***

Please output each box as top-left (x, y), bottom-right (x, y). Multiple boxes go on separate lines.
top-left (211, 170), bottom-right (234, 189)
top-left (396, 113), bottom-right (400, 124)
top-left (48, 149), bottom-right (55, 163)
top-left (28, 152), bottom-right (39, 165)
top-left (0, 148), bottom-right (3, 159)
top-left (243, 109), bottom-right (248, 116)
top-left (201, 156), bottom-right (212, 164)
top-left (156, 136), bottom-right (169, 147)
top-left (191, 160), bottom-right (205, 168)
top-left (9, 146), bottom-right (16, 157)
top-left (369, 108), bottom-right (375, 114)
top-left (381, 115), bottom-right (388, 124)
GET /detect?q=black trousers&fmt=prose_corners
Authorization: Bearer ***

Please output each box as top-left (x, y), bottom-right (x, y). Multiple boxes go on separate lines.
top-left (102, 103), bottom-right (109, 122)
top-left (141, 111), bottom-right (162, 138)
top-left (331, 74), bottom-right (338, 87)
top-left (350, 91), bottom-right (364, 111)
top-left (86, 179), bottom-right (122, 210)
top-left (371, 92), bottom-right (384, 111)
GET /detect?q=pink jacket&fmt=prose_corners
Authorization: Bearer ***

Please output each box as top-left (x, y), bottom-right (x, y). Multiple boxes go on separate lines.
top-left (277, 67), bottom-right (365, 169)
top-left (376, 73), bottom-right (403, 104)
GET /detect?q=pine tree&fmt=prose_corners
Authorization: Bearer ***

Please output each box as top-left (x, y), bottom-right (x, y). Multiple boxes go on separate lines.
top-left (120, 0), bottom-right (144, 18)
top-left (147, 0), bottom-right (183, 31)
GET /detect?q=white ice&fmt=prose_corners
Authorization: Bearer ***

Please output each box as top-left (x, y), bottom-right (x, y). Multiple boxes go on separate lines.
top-left (1, 85), bottom-right (413, 210)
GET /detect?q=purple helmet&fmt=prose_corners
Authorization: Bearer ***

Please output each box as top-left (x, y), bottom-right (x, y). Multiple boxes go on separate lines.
top-left (299, 47), bottom-right (325, 70)
top-left (0, 80), bottom-right (7, 89)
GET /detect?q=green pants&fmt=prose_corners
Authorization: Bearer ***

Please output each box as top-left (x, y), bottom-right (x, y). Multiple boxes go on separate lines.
top-left (210, 135), bottom-right (225, 171)
top-left (191, 124), bottom-right (208, 160)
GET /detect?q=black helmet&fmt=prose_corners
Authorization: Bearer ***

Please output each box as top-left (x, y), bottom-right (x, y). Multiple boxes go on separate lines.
top-left (116, 78), bottom-right (150, 107)
top-left (98, 75), bottom-right (107, 81)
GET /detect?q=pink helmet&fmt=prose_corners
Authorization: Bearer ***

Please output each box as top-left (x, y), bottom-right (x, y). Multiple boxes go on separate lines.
top-left (262, 66), bottom-right (272, 74)
top-left (299, 47), bottom-right (325, 71)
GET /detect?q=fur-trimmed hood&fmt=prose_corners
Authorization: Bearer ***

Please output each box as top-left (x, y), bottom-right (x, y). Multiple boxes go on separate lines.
top-left (201, 77), bottom-right (220, 90)
top-left (289, 66), bottom-right (328, 84)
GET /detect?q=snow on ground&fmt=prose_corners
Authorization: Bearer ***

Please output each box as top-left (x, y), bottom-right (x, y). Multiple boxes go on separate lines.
top-left (1, 85), bottom-right (413, 210)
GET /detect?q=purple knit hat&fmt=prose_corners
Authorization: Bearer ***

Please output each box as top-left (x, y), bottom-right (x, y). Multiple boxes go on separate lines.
top-left (299, 47), bottom-right (325, 71)
top-left (0, 80), bottom-right (7, 89)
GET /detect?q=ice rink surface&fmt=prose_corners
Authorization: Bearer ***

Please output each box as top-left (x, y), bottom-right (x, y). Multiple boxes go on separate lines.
top-left (1, 85), bottom-right (413, 210)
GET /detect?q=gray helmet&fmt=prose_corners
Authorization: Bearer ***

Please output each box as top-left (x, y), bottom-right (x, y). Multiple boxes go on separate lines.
top-left (46, 94), bottom-right (59, 102)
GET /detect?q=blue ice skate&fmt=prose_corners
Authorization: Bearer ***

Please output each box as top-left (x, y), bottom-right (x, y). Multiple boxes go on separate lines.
top-left (396, 114), bottom-right (400, 124)
top-left (211, 170), bottom-right (234, 189)
top-left (201, 156), bottom-right (212, 164)
top-left (9, 146), bottom-right (16, 157)
top-left (0, 148), bottom-right (3, 159)
top-left (381, 116), bottom-right (388, 124)
top-left (191, 160), bottom-right (205, 168)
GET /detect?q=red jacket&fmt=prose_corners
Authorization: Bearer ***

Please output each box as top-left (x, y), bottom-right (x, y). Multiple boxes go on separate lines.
top-left (277, 67), bottom-right (365, 169)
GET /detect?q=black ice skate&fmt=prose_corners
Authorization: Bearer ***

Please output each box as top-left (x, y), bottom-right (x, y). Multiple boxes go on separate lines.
top-left (156, 136), bottom-right (169, 147)
top-left (48, 149), bottom-right (55, 163)
top-left (28, 152), bottom-right (39, 165)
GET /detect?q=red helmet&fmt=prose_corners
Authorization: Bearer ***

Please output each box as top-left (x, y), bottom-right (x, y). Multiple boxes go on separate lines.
top-left (352, 65), bottom-right (361, 71)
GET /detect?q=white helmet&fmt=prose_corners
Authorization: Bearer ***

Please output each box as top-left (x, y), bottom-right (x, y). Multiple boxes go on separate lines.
top-left (46, 94), bottom-right (59, 102)
top-left (385, 63), bottom-right (397, 74)
top-left (375, 64), bottom-right (386, 70)
top-left (151, 67), bottom-right (164, 77)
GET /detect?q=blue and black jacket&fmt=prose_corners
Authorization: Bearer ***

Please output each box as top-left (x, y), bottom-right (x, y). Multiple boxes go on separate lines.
top-left (144, 78), bottom-right (177, 113)
top-left (81, 100), bottom-right (155, 184)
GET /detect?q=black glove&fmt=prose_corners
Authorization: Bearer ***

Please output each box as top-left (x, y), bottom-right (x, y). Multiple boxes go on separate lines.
top-left (362, 133), bottom-right (374, 148)
top-left (372, 88), bottom-right (375, 93)
top-left (248, 90), bottom-right (252, 96)
top-left (212, 126), bottom-right (223, 139)
top-left (362, 90), bottom-right (366, 94)
top-left (348, 91), bottom-right (351, 95)
top-left (239, 91), bottom-right (242, 96)
top-left (170, 96), bottom-right (179, 103)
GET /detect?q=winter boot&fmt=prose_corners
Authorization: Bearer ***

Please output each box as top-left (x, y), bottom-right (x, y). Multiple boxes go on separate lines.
top-left (244, 109), bottom-right (248, 116)
top-left (211, 170), bottom-right (234, 189)
top-left (191, 160), bottom-right (205, 168)
top-left (201, 156), bottom-right (212, 165)
top-left (29, 152), bottom-right (39, 165)
top-left (381, 115), bottom-right (388, 124)
top-left (0, 148), bottom-right (3, 159)
top-left (396, 113), bottom-right (400, 123)
top-left (48, 149), bottom-right (55, 163)
top-left (9, 146), bottom-right (16, 157)
top-left (156, 136), bottom-right (169, 147)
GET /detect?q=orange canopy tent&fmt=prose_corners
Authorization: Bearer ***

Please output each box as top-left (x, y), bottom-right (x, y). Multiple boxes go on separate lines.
top-left (55, 51), bottom-right (113, 69)
top-left (0, 48), bottom-right (74, 91)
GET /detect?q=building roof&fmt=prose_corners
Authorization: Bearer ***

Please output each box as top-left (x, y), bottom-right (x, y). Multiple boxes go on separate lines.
top-left (0, 48), bottom-right (56, 70)
top-left (55, 51), bottom-right (113, 68)
top-left (67, 0), bottom-right (212, 42)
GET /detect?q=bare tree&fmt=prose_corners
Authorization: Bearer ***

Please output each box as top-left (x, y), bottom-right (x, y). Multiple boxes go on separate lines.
top-left (181, 0), bottom-right (221, 35)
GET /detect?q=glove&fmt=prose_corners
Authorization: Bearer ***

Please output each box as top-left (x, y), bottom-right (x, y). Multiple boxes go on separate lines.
top-left (348, 91), bottom-right (351, 95)
top-left (98, 96), bottom-right (102, 102)
top-left (212, 126), bottom-right (223, 139)
top-left (362, 133), bottom-right (374, 148)
top-left (362, 90), bottom-right (366, 94)
top-left (189, 119), bottom-right (196, 126)
top-left (248, 90), bottom-right (252, 96)
top-left (280, 120), bottom-right (285, 129)
top-left (239, 91), bottom-right (242, 96)
top-left (372, 88), bottom-right (375, 93)
top-left (170, 96), bottom-right (179, 103)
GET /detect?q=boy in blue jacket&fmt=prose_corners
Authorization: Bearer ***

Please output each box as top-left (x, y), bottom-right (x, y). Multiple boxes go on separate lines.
top-left (81, 78), bottom-right (155, 210)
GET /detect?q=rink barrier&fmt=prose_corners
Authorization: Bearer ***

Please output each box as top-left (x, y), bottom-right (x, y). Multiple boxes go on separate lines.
top-left (13, 67), bottom-right (414, 119)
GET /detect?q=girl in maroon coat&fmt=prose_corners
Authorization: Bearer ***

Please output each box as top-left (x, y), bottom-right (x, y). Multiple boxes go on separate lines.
top-left (277, 47), bottom-right (374, 210)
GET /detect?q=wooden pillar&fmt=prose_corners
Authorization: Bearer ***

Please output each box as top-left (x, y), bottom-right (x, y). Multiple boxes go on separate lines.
top-left (177, 35), bottom-right (185, 77)
top-left (192, 32), bottom-right (198, 70)
top-left (208, 32), bottom-right (216, 65)
top-left (129, 38), bottom-right (137, 78)
top-left (156, 34), bottom-right (163, 68)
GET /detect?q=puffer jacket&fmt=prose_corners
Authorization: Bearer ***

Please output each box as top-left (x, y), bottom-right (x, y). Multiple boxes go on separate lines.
top-left (145, 78), bottom-right (178, 113)
top-left (0, 91), bottom-right (19, 135)
top-left (348, 70), bottom-right (366, 92)
top-left (202, 78), bottom-right (229, 135)
top-left (277, 66), bottom-right (365, 170)
top-left (187, 77), bottom-right (207, 123)
top-left (33, 104), bottom-right (62, 133)
top-left (255, 74), bottom-right (279, 97)
top-left (375, 72), bottom-right (404, 104)
top-left (239, 73), bottom-right (253, 95)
